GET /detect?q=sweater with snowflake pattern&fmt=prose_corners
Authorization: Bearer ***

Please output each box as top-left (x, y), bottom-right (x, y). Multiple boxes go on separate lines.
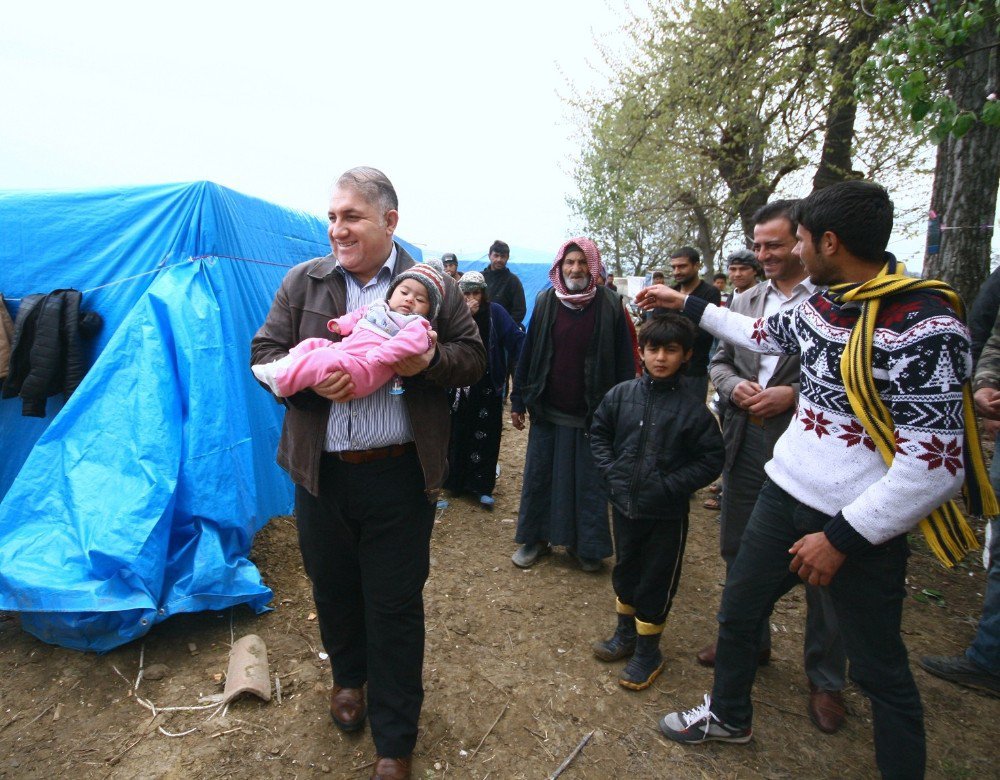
top-left (684, 289), bottom-right (971, 553)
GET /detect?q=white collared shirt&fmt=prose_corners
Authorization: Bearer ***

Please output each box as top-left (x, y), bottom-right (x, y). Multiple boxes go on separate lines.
top-left (757, 276), bottom-right (817, 388)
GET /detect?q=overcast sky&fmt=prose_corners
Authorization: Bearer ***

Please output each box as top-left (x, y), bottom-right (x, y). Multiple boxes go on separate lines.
top-left (1, 1), bottom-right (630, 261)
top-left (2, 2), bottom-right (994, 271)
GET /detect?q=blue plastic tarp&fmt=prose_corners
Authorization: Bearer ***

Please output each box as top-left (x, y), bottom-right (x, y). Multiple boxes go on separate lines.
top-left (0, 182), bottom-right (421, 652)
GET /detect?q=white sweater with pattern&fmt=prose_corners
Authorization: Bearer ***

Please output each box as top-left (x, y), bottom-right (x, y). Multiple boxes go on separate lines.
top-left (686, 289), bottom-right (971, 552)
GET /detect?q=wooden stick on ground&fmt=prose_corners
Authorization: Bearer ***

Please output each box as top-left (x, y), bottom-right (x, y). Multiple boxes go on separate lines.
top-left (752, 696), bottom-right (809, 720)
top-left (106, 735), bottom-right (144, 766)
top-left (470, 700), bottom-right (509, 758)
top-left (548, 730), bottom-right (594, 780)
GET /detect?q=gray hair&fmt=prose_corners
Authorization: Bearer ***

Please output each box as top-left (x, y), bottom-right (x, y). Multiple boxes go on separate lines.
top-left (335, 166), bottom-right (398, 216)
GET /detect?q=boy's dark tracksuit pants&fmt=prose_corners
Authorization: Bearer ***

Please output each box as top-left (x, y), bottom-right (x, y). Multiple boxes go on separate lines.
top-left (611, 507), bottom-right (688, 626)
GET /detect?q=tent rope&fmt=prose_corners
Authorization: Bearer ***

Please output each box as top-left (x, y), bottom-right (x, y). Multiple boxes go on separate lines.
top-left (3, 253), bottom-right (297, 302)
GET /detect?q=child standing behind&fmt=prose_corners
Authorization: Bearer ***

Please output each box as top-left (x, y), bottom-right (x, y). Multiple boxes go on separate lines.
top-left (589, 313), bottom-right (725, 690)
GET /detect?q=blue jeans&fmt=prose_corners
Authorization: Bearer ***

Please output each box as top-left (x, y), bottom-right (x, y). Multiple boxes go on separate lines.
top-left (967, 445), bottom-right (1000, 673)
top-left (711, 480), bottom-right (924, 780)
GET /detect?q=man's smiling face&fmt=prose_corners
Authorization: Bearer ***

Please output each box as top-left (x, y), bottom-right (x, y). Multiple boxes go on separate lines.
top-left (327, 185), bottom-right (397, 283)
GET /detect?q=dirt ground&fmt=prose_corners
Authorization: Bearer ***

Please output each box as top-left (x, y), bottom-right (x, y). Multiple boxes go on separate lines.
top-left (1, 422), bottom-right (998, 779)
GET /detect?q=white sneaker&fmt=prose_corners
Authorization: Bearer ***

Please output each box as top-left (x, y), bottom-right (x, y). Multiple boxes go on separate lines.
top-left (660, 694), bottom-right (752, 744)
top-left (251, 354), bottom-right (296, 397)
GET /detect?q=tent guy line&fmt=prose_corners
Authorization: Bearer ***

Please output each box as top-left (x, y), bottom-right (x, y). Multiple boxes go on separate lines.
top-left (4, 253), bottom-right (298, 304)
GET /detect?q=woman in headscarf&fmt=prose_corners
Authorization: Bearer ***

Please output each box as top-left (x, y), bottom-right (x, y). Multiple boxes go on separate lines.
top-left (444, 271), bottom-right (524, 508)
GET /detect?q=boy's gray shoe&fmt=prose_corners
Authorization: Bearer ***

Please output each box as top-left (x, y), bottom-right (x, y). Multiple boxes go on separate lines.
top-left (511, 543), bottom-right (551, 568)
top-left (593, 613), bottom-right (637, 662)
top-left (919, 655), bottom-right (1000, 696)
top-left (619, 633), bottom-right (664, 690)
top-left (660, 695), bottom-right (753, 744)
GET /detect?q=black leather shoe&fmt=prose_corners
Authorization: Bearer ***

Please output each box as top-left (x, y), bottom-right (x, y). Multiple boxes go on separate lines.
top-left (330, 685), bottom-right (366, 732)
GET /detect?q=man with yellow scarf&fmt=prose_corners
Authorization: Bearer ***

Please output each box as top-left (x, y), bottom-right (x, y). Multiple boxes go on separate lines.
top-left (636, 180), bottom-right (995, 779)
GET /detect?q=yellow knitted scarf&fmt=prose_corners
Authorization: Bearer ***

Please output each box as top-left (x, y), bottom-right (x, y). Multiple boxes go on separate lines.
top-left (830, 263), bottom-right (994, 567)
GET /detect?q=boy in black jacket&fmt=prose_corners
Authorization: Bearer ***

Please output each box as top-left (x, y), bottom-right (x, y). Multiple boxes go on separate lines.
top-left (590, 313), bottom-right (725, 689)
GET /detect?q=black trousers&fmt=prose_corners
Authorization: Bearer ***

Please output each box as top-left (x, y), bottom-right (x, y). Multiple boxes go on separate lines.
top-left (295, 450), bottom-right (435, 758)
top-left (611, 508), bottom-right (689, 626)
top-left (712, 480), bottom-right (924, 779)
top-left (720, 423), bottom-right (846, 690)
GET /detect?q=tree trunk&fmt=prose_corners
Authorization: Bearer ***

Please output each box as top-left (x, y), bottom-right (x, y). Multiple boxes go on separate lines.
top-left (691, 202), bottom-right (716, 273)
top-left (812, 16), bottom-right (884, 192)
top-left (922, 20), bottom-right (1000, 306)
top-left (813, 91), bottom-right (859, 191)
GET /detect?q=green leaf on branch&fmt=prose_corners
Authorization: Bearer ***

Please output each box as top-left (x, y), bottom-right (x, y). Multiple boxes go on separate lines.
top-left (910, 100), bottom-right (932, 121)
top-left (952, 111), bottom-right (976, 137)
top-left (929, 121), bottom-right (953, 144)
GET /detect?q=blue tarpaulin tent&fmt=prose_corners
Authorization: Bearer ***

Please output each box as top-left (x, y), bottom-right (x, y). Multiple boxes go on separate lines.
top-left (0, 182), bottom-right (421, 652)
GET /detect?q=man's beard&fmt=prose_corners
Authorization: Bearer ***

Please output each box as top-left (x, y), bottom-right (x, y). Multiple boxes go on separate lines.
top-left (565, 275), bottom-right (589, 292)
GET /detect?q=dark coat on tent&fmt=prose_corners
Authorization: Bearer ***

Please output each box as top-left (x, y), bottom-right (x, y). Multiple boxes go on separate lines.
top-left (250, 245), bottom-right (486, 500)
top-left (2, 289), bottom-right (102, 417)
top-left (0, 294), bottom-right (14, 381)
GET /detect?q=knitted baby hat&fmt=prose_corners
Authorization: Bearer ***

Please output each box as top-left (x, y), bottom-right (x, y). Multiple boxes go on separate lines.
top-left (458, 270), bottom-right (487, 293)
top-left (388, 262), bottom-right (446, 319)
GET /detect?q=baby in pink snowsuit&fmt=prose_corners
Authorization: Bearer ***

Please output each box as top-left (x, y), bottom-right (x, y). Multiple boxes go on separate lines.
top-left (252, 263), bottom-right (443, 399)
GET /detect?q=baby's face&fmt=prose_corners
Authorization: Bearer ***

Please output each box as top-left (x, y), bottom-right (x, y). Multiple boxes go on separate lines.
top-left (388, 279), bottom-right (431, 317)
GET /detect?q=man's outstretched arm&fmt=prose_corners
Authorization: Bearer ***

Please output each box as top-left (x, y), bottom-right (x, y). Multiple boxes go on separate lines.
top-left (636, 284), bottom-right (798, 357)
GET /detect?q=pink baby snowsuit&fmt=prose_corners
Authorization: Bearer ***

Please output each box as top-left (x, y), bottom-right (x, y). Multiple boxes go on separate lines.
top-left (273, 301), bottom-right (433, 398)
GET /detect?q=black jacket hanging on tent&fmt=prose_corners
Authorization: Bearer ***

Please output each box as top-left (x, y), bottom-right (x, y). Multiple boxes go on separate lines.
top-left (1, 289), bottom-right (103, 417)
top-left (0, 293), bottom-right (14, 381)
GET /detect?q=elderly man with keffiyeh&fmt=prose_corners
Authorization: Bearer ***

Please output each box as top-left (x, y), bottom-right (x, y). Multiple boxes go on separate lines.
top-left (509, 237), bottom-right (638, 571)
top-left (636, 180), bottom-right (996, 779)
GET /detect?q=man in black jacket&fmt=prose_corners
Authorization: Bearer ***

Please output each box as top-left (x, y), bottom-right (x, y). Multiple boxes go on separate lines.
top-left (669, 247), bottom-right (721, 401)
top-left (481, 240), bottom-right (526, 326)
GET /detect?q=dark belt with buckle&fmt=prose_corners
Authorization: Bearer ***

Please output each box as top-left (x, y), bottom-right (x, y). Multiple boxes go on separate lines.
top-left (748, 415), bottom-right (765, 426)
top-left (331, 442), bottom-right (415, 465)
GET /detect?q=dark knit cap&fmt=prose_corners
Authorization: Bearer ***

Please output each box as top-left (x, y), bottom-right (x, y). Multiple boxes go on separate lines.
top-left (726, 248), bottom-right (760, 271)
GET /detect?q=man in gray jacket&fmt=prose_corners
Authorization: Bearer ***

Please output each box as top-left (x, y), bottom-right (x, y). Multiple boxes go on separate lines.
top-left (704, 200), bottom-right (846, 734)
top-left (251, 167), bottom-right (484, 780)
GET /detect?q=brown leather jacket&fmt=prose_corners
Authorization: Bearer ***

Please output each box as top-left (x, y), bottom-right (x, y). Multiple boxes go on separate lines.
top-left (250, 245), bottom-right (485, 500)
